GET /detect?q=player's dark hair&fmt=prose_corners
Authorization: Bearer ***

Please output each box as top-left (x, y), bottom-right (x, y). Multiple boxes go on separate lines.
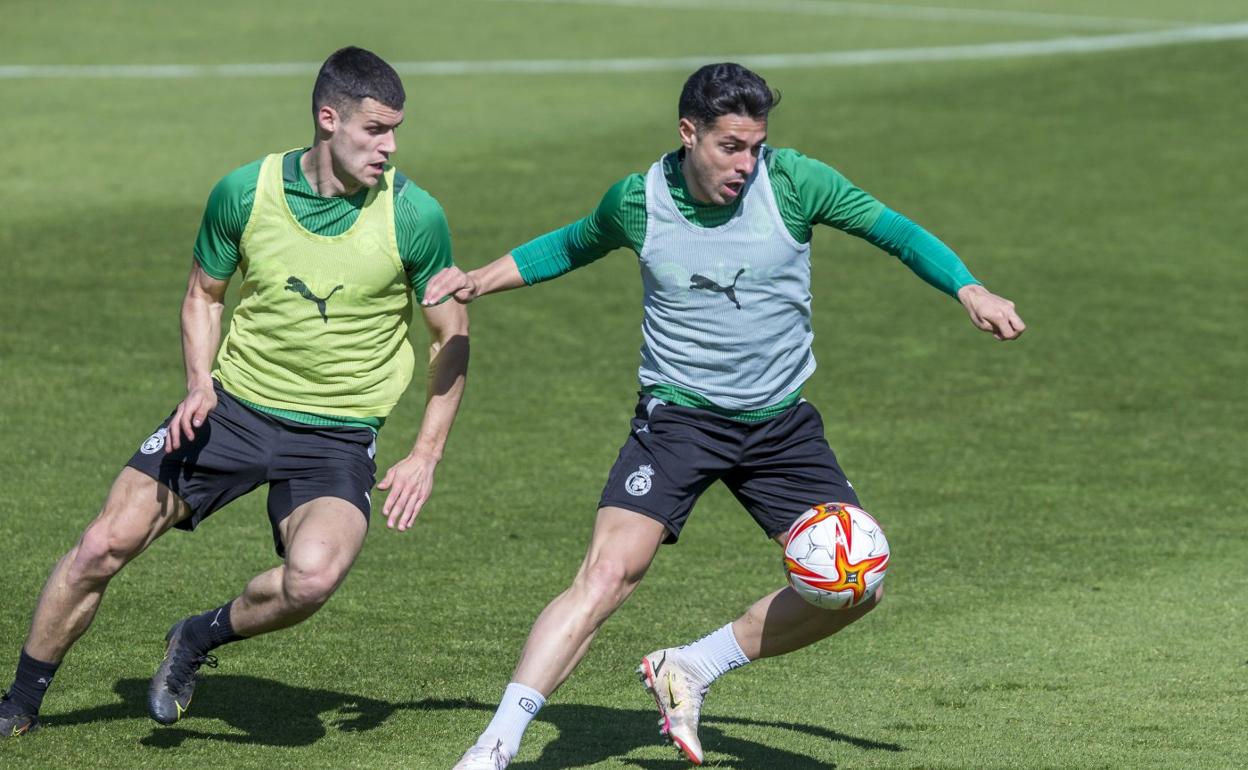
top-left (312, 46), bottom-right (405, 120)
top-left (678, 63), bottom-right (779, 131)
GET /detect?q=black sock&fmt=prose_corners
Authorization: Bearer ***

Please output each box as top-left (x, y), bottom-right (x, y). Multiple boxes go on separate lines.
top-left (181, 601), bottom-right (245, 654)
top-left (6, 649), bottom-right (60, 714)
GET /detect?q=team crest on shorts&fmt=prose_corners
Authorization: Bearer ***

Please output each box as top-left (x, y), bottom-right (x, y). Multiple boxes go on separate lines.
top-left (140, 427), bottom-right (168, 455)
top-left (625, 464), bottom-right (655, 496)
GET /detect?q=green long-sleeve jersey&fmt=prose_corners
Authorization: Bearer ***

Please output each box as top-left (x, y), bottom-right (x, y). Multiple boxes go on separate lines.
top-left (512, 147), bottom-right (978, 298)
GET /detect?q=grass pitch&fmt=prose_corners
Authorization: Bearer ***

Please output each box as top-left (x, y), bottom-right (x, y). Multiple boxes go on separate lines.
top-left (2, 1), bottom-right (1246, 768)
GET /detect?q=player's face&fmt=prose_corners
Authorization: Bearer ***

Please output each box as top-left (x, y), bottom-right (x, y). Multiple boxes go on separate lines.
top-left (328, 97), bottom-right (404, 190)
top-left (679, 113), bottom-right (767, 206)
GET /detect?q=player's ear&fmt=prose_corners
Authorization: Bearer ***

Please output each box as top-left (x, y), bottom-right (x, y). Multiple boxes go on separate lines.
top-left (678, 117), bottom-right (699, 151)
top-left (315, 104), bottom-right (339, 135)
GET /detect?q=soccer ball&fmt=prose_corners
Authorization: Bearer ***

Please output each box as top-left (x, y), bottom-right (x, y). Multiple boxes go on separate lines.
top-left (783, 502), bottom-right (889, 609)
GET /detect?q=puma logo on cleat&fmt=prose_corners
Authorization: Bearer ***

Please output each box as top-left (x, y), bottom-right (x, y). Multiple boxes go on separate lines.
top-left (689, 268), bottom-right (745, 309)
top-left (286, 276), bottom-right (344, 323)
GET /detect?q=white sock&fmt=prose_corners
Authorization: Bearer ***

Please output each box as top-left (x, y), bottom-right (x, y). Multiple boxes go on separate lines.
top-left (676, 622), bottom-right (751, 687)
top-left (479, 682), bottom-right (546, 756)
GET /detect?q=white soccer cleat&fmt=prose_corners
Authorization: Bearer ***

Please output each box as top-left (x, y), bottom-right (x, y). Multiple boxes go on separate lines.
top-left (452, 737), bottom-right (513, 770)
top-left (637, 649), bottom-right (708, 765)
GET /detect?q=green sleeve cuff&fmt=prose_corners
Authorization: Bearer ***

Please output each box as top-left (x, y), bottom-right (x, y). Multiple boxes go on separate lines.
top-left (866, 208), bottom-right (979, 298)
top-left (193, 251), bottom-right (235, 280)
top-left (512, 224), bottom-right (580, 285)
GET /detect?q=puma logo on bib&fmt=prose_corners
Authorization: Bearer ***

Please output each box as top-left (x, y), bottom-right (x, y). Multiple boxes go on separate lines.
top-left (286, 276), bottom-right (344, 323)
top-left (689, 268), bottom-right (745, 309)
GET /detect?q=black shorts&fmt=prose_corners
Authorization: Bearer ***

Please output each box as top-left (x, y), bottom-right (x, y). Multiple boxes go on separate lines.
top-left (599, 395), bottom-right (859, 544)
top-left (126, 381), bottom-right (377, 556)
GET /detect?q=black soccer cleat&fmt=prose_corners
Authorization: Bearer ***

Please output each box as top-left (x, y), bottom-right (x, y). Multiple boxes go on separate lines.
top-left (0, 691), bottom-right (39, 738)
top-left (148, 619), bottom-right (217, 725)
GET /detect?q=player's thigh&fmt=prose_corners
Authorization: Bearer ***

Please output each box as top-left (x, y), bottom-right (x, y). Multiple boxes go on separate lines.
top-left (278, 497), bottom-right (370, 581)
top-left (267, 426), bottom-right (375, 558)
top-left (80, 467), bottom-right (193, 558)
top-left (726, 402), bottom-right (861, 540)
top-left (579, 506), bottom-right (669, 580)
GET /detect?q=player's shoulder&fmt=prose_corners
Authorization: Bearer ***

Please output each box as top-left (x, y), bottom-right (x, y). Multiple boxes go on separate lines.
top-left (612, 170), bottom-right (646, 193)
top-left (391, 169), bottom-right (444, 215)
top-left (602, 171), bottom-right (647, 208)
top-left (389, 168), bottom-right (450, 245)
top-left (767, 146), bottom-right (828, 171)
top-left (766, 146), bottom-right (853, 185)
top-left (207, 156), bottom-right (265, 205)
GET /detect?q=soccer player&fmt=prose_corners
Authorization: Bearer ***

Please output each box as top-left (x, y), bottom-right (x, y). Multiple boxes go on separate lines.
top-left (0, 47), bottom-right (469, 737)
top-left (429, 63), bottom-right (1024, 768)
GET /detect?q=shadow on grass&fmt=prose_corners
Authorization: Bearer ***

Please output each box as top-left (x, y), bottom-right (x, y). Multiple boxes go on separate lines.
top-left (45, 676), bottom-right (411, 748)
top-left (46, 679), bottom-right (903, 767)
top-left (419, 699), bottom-right (905, 770)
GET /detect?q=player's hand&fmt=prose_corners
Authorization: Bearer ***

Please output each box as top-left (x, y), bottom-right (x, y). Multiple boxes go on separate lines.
top-left (167, 383), bottom-right (218, 453)
top-left (377, 450), bottom-right (440, 531)
top-left (421, 266), bottom-right (480, 306)
top-left (957, 284), bottom-right (1026, 341)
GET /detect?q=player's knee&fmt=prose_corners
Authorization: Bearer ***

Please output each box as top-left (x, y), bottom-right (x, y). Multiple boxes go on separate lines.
top-left (577, 557), bottom-right (639, 608)
top-left (281, 563), bottom-right (344, 610)
top-left (69, 525), bottom-right (141, 583)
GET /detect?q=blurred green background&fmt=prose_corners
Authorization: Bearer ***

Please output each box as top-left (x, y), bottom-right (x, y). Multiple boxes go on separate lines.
top-left (1, 2), bottom-right (1245, 767)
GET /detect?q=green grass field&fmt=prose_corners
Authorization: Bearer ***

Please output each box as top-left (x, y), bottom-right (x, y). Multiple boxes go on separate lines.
top-left (2, 1), bottom-right (1246, 767)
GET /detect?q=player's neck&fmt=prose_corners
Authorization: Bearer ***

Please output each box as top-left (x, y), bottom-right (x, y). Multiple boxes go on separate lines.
top-left (678, 153), bottom-right (715, 206)
top-left (300, 144), bottom-right (362, 198)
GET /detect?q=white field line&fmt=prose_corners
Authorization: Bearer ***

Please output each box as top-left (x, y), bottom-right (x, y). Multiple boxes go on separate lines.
top-left (488, 0), bottom-right (1178, 31)
top-left (1, 22), bottom-right (1246, 79)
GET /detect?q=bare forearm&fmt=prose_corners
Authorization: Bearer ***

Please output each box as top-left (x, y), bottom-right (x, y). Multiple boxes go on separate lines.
top-left (180, 290), bottom-right (225, 391)
top-left (468, 254), bottom-right (527, 297)
top-left (409, 333), bottom-right (469, 461)
top-left (420, 253), bottom-right (528, 307)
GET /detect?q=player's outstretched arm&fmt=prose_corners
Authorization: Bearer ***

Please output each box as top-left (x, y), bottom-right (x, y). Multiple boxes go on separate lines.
top-left (420, 254), bottom-right (525, 306)
top-left (957, 284), bottom-right (1026, 341)
top-left (168, 260), bottom-right (230, 452)
top-left (378, 299), bottom-right (470, 531)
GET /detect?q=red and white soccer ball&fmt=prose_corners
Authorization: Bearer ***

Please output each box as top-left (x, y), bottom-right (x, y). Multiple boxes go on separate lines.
top-left (783, 502), bottom-right (890, 609)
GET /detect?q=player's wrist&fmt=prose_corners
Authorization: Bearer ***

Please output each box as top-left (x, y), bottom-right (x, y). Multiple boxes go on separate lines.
top-left (407, 444), bottom-right (443, 463)
top-left (186, 376), bottom-right (214, 393)
top-left (956, 283), bottom-right (988, 304)
top-left (464, 266), bottom-right (492, 297)
top-left (469, 254), bottom-right (526, 297)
